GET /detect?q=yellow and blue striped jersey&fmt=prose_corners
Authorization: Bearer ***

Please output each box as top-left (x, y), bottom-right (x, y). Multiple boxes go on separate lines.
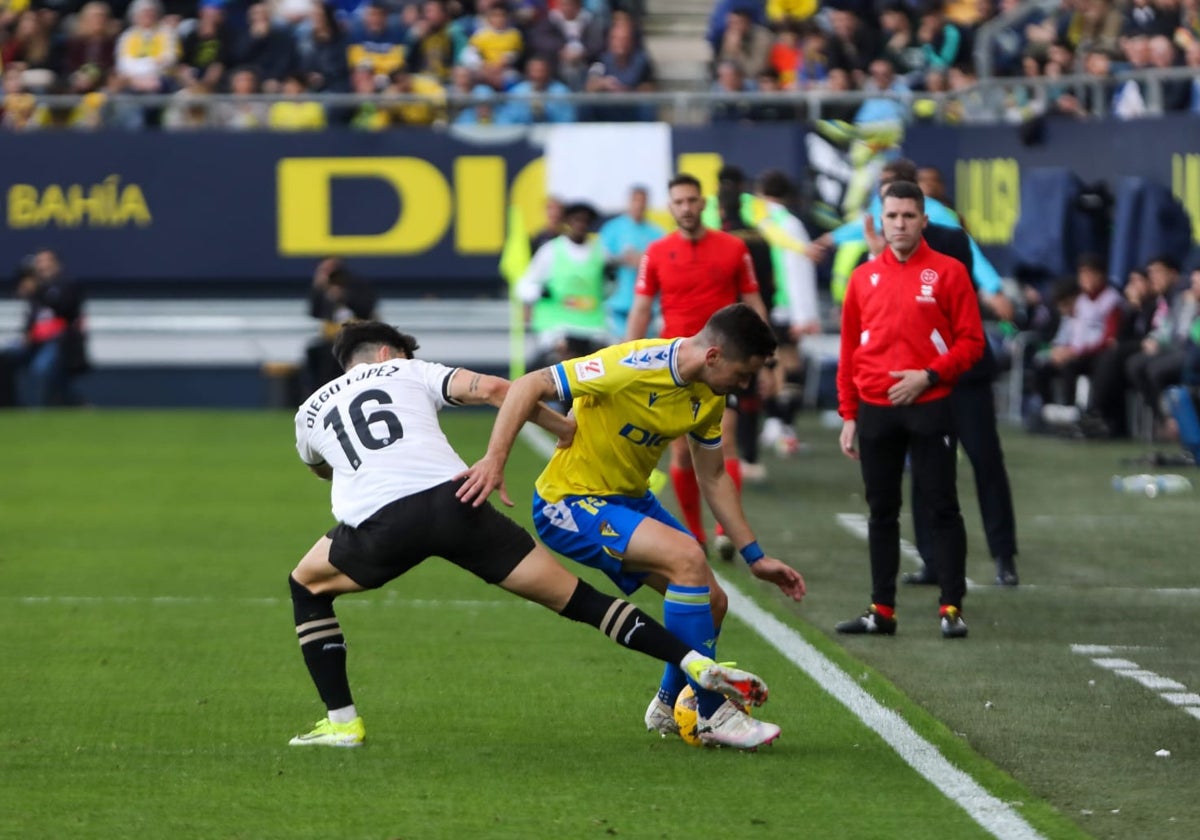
top-left (536, 339), bottom-right (725, 503)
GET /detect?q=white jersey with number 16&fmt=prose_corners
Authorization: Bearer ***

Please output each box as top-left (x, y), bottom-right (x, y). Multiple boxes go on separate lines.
top-left (294, 359), bottom-right (469, 527)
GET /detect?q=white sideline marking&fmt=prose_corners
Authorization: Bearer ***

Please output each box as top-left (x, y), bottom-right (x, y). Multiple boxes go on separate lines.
top-left (1073, 647), bottom-right (1200, 721)
top-left (518, 428), bottom-right (1040, 840)
top-left (718, 578), bottom-right (1043, 840)
top-left (835, 512), bottom-right (979, 589)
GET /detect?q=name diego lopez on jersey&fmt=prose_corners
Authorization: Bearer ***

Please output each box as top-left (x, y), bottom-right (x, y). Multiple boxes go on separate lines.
top-left (300, 363), bottom-right (404, 429)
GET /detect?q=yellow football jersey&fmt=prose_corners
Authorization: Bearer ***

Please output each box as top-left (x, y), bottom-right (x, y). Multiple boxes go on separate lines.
top-left (536, 339), bottom-right (725, 503)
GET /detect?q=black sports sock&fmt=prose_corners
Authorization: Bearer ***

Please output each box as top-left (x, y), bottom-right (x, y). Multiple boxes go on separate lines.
top-left (558, 579), bottom-right (692, 665)
top-left (289, 575), bottom-right (354, 711)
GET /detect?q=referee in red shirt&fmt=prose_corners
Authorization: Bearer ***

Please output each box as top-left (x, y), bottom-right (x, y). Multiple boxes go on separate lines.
top-left (626, 173), bottom-right (769, 560)
top-left (835, 181), bottom-right (985, 639)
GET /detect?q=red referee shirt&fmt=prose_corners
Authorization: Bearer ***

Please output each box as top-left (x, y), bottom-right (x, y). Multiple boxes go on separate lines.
top-left (634, 228), bottom-right (759, 338)
top-left (837, 240), bottom-right (984, 420)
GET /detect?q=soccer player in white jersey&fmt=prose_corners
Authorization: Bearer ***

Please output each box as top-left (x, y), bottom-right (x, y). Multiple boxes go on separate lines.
top-left (458, 305), bottom-right (807, 750)
top-left (287, 321), bottom-right (773, 747)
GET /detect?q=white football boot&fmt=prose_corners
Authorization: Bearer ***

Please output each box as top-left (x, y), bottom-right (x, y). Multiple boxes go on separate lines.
top-left (697, 700), bottom-right (781, 750)
top-left (644, 695), bottom-right (680, 737)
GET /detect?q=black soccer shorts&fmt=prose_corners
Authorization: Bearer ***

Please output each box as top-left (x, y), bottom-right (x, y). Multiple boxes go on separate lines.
top-left (326, 479), bottom-right (536, 590)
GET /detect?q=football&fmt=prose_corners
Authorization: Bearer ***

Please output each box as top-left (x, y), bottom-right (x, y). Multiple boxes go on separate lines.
top-left (673, 686), bottom-right (702, 747)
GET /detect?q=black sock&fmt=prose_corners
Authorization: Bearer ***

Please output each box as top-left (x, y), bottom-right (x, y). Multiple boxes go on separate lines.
top-left (289, 575), bottom-right (353, 711)
top-left (559, 579), bottom-right (692, 666)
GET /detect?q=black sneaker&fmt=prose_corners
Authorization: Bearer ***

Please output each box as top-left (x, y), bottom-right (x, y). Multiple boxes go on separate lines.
top-left (940, 606), bottom-right (968, 638)
top-left (902, 567), bottom-right (938, 586)
top-left (836, 606), bottom-right (897, 635)
top-left (994, 558), bottom-right (1019, 586)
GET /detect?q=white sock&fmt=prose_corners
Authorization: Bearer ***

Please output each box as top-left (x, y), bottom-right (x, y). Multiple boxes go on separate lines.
top-left (328, 704), bottom-right (358, 723)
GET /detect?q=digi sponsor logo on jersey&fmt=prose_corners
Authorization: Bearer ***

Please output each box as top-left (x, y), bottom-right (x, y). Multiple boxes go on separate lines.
top-left (575, 358), bottom-right (606, 382)
top-left (618, 423), bottom-right (668, 447)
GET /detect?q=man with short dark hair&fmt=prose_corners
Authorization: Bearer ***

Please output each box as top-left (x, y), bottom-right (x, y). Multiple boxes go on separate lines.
top-left (458, 303), bottom-right (805, 749)
top-left (286, 320), bottom-right (774, 747)
top-left (836, 181), bottom-right (984, 638)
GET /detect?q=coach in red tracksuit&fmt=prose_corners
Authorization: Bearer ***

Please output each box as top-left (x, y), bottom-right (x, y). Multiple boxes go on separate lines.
top-left (835, 181), bottom-right (984, 639)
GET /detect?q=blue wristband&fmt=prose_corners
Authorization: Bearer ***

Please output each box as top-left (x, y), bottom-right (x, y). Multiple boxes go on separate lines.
top-left (739, 541), bottom-right (765, 565)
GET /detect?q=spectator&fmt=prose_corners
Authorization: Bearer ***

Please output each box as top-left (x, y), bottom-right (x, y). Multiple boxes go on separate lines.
top-left (304, 258), bottom-right (379, 393)
top-left (1033, 253), bottom-right (1123, 414)
top-left (62, 64), bottom-right (110, 129)
top-left (1187, 40), bottom-right (1200, 112)
top-left (546, 0), bottom-right (605, 90)
top-left (706, 0), bottom-right (767, 55)
top-left (460, 2), bottom-right (523, 82)
top-left (709, 58), bottom-right (755, 122)
top-left (500, 54), bottom-right (575, 123)
top-left (1123, 0), bottom-right (1175, 37)
top-left (405, 0), bottom-right (457, 82)
top-left (714, 7), bottom-right (772, 78)
top-left (584, 18), bottom-right (656, 121)
top-left (987, 0), bottom-right (1044, 76)
top-left (268, 72), bottom-right (328, 127)
top-left (178, 0), bottom-right (236, 91)
top-left (237, 2), bottom-right (299, 92)
top-left (1148, 34), bottom-right (1191, 110)
top-left (0, 67), bottom-right (46, 130)
top-left (2, 10), bottom-right (61, 77)
top-left (348, 61), bottom-right (389, 128)
top-left (347, 0), bottom-right (408, 78)
top-left (2, 250), bottom-right (88, 407)
top-left (114, 0), bottom-right (179, 93)
top-left (1071, 0), bottom-right (1123, 54)
top-left (1081, 266), bottom-right (1157, 437)
top-left (63, 2), bottom-right (118, 82)
top-left (297, 2), bottom-right (351, 92)
top-left (388, 66), bottom-right (446, 125)
top-left (795, 22), bottom-right (830, 89)
top-left (1054, 46), bottom-right (1116, 117)
top-left (162, 85), bottom-right (215, 128)
top-left (1126, 259), bottom-right (1196, 432)
top-left (1176, 0), bottom-right (1200, 46)
top-left (768, 21), bottom-right (802, 88)
top-left (857, 57), bottom-right (910, 124)
top-left (212, 65), bottom-right (269, 127)
top-left (450, 82), bottom-right (506, 124)
top-left (826, 6), bottom-right (880, 86)
top-left (750, 67), bottom-right (800, 120)
top-left (879, 3), bottom-right (924, 81)
top-left (915, 0), bottom-right (966, 75)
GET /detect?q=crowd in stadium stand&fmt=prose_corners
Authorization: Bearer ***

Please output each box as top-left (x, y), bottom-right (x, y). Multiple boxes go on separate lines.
top-left (0, 0), bottom-right (1197, 129)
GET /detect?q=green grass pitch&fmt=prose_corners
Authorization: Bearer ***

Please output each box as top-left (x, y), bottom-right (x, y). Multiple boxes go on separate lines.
top-left (1, 410), bottom-right (1196, 839)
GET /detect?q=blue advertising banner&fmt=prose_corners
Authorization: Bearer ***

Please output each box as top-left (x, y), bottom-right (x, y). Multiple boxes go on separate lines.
top-left (906, 115), bottom-right (1200, 271)
top-left (0, 125), bottom-right (806, 288)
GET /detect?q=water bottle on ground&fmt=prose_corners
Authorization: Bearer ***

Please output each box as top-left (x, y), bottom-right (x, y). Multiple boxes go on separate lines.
top-left (1112, 474), bottom-right (1194, 498)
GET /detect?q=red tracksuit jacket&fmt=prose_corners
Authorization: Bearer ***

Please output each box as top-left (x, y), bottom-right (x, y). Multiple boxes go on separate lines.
top-left (837, 240), bottom-right (984, 421)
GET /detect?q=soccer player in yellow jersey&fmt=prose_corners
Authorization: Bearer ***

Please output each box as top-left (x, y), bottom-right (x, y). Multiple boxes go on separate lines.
top-left (459, 304), bottom-right (806, 748)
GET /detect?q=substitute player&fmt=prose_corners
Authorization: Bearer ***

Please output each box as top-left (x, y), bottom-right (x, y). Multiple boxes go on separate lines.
top-left (458, 304), bottom-right (806, 750)
top-left (625, 173), bottom-right (770, 560)
top-left (287, 321), bottom-right (774, 747)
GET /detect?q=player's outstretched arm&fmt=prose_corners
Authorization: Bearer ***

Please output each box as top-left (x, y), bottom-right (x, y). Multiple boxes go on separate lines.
top-left (624, 293), bottom-right (654, 341)
top-left (446, 368), bottom-right (576, 446)
top-left (690, 441), bottom-right (806, 602)
top-left (455, 367), bottom-right (560, 508)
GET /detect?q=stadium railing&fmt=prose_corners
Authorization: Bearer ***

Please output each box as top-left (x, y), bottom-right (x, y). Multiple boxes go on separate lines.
top-left (16, 67), bottom-right (1199, 128)
top-left (0, 298), bottom-right (521, 370)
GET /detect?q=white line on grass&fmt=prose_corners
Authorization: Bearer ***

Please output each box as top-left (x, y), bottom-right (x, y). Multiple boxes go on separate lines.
top-left (1072, 645), bottom-right (1200, 720)
top-left (518, 428), bottom-right (1041, 840)
top-left (835, 512), bottom-right (980, 589)
top-left (717, 576), bottom-right (1044, 840)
